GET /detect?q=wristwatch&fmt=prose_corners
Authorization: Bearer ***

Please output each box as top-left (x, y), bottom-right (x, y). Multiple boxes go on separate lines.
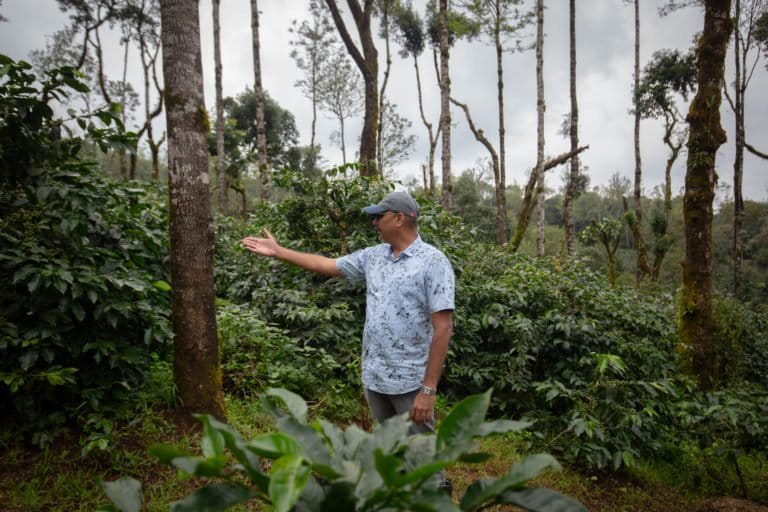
top-left (420, 385), bottom-right (436, 396)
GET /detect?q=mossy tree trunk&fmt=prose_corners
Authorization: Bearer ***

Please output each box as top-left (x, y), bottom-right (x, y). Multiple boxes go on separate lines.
top-left (563, 0), bottom-right (580, 256)
top-left (681, 0), bottom-right (732, 391)
top-left (213, 0), bottom-right (228, 213)
top-left (250, 0), bottom-right (269, 199)
top-left (160, 0), bottom-right (226, 420)
top-left (439, 0), bottom-right (453, 209)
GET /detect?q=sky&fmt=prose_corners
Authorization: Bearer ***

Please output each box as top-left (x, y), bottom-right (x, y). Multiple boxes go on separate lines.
top-left (1, 0), bottom-right (767, 201)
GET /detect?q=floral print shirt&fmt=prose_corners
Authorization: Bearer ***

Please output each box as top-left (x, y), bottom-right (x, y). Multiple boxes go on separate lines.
top-left (336, 236), bottom-right (455, 394)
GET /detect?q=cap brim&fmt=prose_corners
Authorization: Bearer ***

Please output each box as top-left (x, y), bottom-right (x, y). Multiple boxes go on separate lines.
top-left (362, 205), bottom-right (387, 215)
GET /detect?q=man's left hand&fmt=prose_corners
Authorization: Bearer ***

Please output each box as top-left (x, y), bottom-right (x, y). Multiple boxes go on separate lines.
top-left (411, 392), bottom-right (436, 424)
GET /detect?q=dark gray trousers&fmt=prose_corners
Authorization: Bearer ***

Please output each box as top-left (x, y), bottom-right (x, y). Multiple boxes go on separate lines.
top-left (364, 387), bottom-right (435, 436)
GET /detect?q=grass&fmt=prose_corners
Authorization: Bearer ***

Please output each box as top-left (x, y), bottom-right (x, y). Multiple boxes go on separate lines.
top-left (1, 394), bottom-right (766, 512)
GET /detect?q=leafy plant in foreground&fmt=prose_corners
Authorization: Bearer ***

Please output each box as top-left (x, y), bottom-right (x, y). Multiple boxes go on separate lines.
top-left (101, 388), bottom-right (587, 511)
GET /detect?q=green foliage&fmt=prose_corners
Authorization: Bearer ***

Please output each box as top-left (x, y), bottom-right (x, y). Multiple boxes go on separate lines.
top-left (0, 54), bottom-right (170, 445)
top-left (447, 250), bottom-right (680, 469)
top-left (637, 48), bottom-right (696, 118)
top-left (102, 388), bottom-right (586, 511)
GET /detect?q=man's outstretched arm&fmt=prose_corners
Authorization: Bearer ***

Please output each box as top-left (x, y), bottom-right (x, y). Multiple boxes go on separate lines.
top-left (241, 229), bottom-right (343, 277)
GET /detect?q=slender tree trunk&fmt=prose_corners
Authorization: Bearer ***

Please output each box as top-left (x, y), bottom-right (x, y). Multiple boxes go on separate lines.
top-left (536, 186), bottom-right (546, 256)
top-left (214, 0), bottom-right (228, 214)
top-left (495, 6), bottom-right (507, 243)
top-left (631, 0), bottom-right (651, 282)
top-left (564, 0), bottom-right (580, 255)
top-left (682, 0), bottom-right (732, 391)
top-left (732, 0), bottom-right (744, 298)
top-left (439, 0), bottom-right (452, 209)
top-left (250, 0), bottom-right (269, 200)
top-left (414, 52), bottom-right (438, 199)
top-left (534, 0), bottom-right (545, 253)
top-left (120, 33), bottom-right (130, 179)
top-left (160, 0), bottom-right (225, 420)
top-left (340, 117), bottom-right (347, 164)
top-left (377, 0), bottom-right (392, 173)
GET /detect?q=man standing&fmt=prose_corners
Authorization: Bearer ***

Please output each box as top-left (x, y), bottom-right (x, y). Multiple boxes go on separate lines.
top-left (241, 191), bottom-right (455, 434)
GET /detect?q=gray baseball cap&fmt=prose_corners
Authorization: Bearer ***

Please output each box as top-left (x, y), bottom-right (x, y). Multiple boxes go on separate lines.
top-left (362, 191), bottom-right (420, 218)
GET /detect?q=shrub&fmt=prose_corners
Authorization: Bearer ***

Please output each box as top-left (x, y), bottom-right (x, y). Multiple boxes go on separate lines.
top-left (0, 55), bottom-right (171, 445)
top-left (102, 388), bottom-right (587, 512)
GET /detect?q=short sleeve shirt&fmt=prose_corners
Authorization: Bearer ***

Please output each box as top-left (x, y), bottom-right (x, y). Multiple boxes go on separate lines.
top-left (336, 235), bottom-right (455, 394)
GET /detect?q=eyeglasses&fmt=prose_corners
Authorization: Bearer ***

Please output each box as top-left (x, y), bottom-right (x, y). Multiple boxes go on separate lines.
top-left (371, 211), bottom-right (399, 221)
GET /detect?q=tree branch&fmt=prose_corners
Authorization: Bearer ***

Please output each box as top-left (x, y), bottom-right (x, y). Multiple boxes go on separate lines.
top-left (745, 141), bottom-right (768, 160)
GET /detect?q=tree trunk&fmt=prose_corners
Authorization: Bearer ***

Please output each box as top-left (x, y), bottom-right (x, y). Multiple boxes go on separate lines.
top-left (536, 186), bottom-right (546, 256)
top-left (120, 32), bottom-right (130, 179)
top-left (495, 4), bottom-right (507, 243)
top-left (377, 0), bottom-right (392, 173)
top-left (214, 0), bottom-right (227, 214)
top-left (631, 0), bottom-right (651, 283)
top-left (534, 0), bottom-right (545, 252)
top-left (682, 0), bottom-right (732, 391)
top-left (439, 0), bottom-right (452, 209)
top-left (160, 0), bottom-right (226, 421)
top-left (324, 0), bottom-right (379, 176)
top-left (564, 0), bottom-right (580, 255)
top-left (250, 0), bottom-right (269, 200)
top-left (732, 0), bottom-right (744, 298)
top-left (415, 52), bottom-right (438, 199)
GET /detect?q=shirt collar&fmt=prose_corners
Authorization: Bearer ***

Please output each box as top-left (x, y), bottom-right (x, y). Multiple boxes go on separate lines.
top-left (386, 235), bottom-right (423, 260)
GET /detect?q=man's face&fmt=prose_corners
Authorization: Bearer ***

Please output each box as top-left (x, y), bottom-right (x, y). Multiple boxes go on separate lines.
top-left (371, 210), bottom-right (402, 242)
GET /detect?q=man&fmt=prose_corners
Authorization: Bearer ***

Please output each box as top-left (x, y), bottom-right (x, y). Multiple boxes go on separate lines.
top-left (241, 191), bottom-right (455, 435)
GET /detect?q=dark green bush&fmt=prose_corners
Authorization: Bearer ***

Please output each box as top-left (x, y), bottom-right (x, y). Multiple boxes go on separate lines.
top-left (0, 55), bottom-right (171, 445)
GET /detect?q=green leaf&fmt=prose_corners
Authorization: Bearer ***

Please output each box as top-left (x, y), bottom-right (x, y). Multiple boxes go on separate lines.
top-left (497, 487), bottom-right (588, 512)
top-left (169, 456), bottom-right (227, 477)
top-left (170, 483), bottom-right (256, 512)
top-left (200, 415), bottom-right (226, 458)
top-left (152, 280), bottom-right (171, 291)
top-left (476, 419), bottom-right (532, 437)
top-left (266, 387), bottom-right (308, 422)
top-left (247, 432), bottom-right (304, 459)
top-left (269, 454), bottom-right (311, 512)
top-left (436, 389), bottom-right (491, 459)
top-left (460, 454), bottom-right (562, 511)
top-left (374, 449), bottom-right (402, 485)
top-left (101, 477), bottom-right (142, 512)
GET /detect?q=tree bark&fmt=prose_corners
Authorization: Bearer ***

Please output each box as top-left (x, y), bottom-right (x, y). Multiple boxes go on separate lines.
top-left (682, 0), bottom-right (732, 391)
top-left (495, 2), bottom-right (507, 243)
top-left (534, 0), bottom-right (545, 253)
top-left (214, 0), bottom-right (227, 214)
top-left (377, 0), bottom-right (392, 173)
top-left (415, 52), bottom-right (439, 199)
top-left (564, 0), bottom-right (580, 256)
top-left (536, 186), bottom-right (546, 256)
top-left (631, 0), bottom-right (651, 283)
top-left (324, 0), bottom-right (379, 176)
top-left (439, 0), bottom-right (452, 209)
top-left (251, 0), bottom-right (269, 200)
top-left (160, 0), bottom-right (225, 420)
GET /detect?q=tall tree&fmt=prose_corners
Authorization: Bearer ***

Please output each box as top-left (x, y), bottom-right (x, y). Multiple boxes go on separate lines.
top-left (316, 47), bottom-right (365, 164)
top-left (376, 0), bottom-right (395, 172)
top-left (637, 48), bottom-right (696, 279)
top-left (438, 0), bottom-right (452, 208)
top-left (160, 0), bottom-right (225, 419)
top-left (289, 1), bottom-right (337, 153)
top-left (213, 0), bottom-right (226, 212)
top-left (324, 0), bottom-right (379, 175)
top-left (533, 0), bottom-right (545, 256)
top-left (132, 0), bottom-right (165, 182)
top-left (681, 0), bottom-right (732, 391)
top-left (250, 0), bottom-right (269, 199)
top-left (460, 0), bottom-right (530, 243)
top-left (625, 0), bottom-right (652, 282)
top-left (563, 0), bottom-right (580, 255)
top-left (392, 2), bottom-right (439, 197)
top-left (723, 0), bottom-right (766, 297)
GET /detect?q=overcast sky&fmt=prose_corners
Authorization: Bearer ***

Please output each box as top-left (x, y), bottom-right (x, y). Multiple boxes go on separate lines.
top-left (1, 0), bottom-right (766, 201)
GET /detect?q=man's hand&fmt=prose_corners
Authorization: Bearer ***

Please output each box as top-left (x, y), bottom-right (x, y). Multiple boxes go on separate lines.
top-left (411, 392), bottom-right (436, 424)
top-left (241, 229), bottom-right (280, 258)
